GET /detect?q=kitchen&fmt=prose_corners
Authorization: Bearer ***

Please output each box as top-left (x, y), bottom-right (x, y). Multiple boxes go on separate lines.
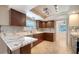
top-left (0, 5), bottom-right (79, 54)
top-left (0, 5), bottom-right (56, 54)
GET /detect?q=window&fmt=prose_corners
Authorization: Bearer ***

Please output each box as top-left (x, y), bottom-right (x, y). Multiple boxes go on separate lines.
top-left (26, 19), bottom-right (36, 31)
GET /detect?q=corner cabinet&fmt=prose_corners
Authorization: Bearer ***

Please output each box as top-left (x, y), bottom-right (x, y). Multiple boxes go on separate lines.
top-left (9, 9), bottom-right (26, 26)
top-left (38, 21), bottom-right (55, 28)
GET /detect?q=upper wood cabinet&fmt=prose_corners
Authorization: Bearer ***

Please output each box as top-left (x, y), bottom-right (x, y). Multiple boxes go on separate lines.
top-left (46, 21), bottom-right (54, 28)
top-left (38, 21), bottom-right (43, 28)
top-left (38, 21), bottom-right (46, 28)
top-left (38, 21), bottom-right (55, 28)
top-left (10, 9), bottom-right (26, 26)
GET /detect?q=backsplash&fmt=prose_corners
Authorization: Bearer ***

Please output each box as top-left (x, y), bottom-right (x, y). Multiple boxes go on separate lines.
top-left (37, 28), bottom-right (55, 33)
top-left (1, 26), bottom-right (24, 33)
top-left (0, 25), bottom-right (55, 33)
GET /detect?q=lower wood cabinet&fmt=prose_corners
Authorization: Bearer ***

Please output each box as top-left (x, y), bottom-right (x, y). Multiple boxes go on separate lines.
top-left (8, 44), bottom-right (31, 54)
top-left (20, 44), bottom-right (31, 54)
top-left (33, 33), bottom-right (44, 47)
top-left (44, 33), bottom-right (53, 42)
top-left (32, 33), bottom-right (54, 47)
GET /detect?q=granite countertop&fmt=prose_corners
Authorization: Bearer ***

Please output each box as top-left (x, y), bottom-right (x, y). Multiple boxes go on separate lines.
top-left (15, 30), bottom-right (55, 36)
top-left (71, 32), bottom-right (79, 37)
top-left (0, 33), bottom-right (37, 51)
top-left (70, 32), bottom-right (79, 42)
top-left (15, 31), bottom-right (43, 36)
top-left (0, 29), bottom-right (55, 51)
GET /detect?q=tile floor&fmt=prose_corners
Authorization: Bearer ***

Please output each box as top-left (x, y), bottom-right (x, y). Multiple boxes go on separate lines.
top-left (31, 41), bottom-right (73, 54)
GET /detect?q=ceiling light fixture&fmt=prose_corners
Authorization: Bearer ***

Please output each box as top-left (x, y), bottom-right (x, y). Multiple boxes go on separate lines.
top-left (43, 8), bottom-right (49, 15)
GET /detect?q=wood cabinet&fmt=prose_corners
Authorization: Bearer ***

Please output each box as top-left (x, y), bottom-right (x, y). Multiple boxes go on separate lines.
top-left (32, 33), bottom-right (54, 47)
top-left (38, 21), bottom-right (47, 28)
top-left (10, 9), bottom-right (26, 26)
top-left (42, 22), bottom-right (47, 28)
top-left (38, 21), bottom-right (43, 28)
top-left (43, 33), bottom-right (53, 42)
top-left (33, 33), bottom-right (44, 47)
top-left (20, 44), bottom-right (31, 54)
top-left (46, 21), bottom-right (54, 28)
top-left (8, 44), bottom-right (31, 54)
top-left (38, 21), bottom-right (55, 28)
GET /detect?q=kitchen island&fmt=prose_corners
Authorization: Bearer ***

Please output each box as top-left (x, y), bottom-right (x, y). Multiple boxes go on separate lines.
top-left (0, 32), bottom-right (38, 54)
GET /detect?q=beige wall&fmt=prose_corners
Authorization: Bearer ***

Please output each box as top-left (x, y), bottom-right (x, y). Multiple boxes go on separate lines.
top-left (69, 14), bottom-right (79, 26)
top-left (0, 5), bottom-right (9, 54)
top-left (0, 38), bottom-right (8, 54)
top-left (0, 5), bottom-right (9, 25)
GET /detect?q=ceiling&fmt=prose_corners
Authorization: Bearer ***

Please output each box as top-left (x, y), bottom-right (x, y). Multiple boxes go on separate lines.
top-left (9, 5), bottom-right (37, 14)
top-left (31, 5), bottom-right (52, 19)
top-left (31, 5), bottom-right (72, 21)
top-left (9, 5), bottom-right (79, 21)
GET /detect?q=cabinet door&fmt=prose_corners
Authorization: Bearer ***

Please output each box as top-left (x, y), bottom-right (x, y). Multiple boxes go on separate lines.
top-left (38, 21), bottom-right (55, 28)
top-left (20, 44), bottom-right (31, 54)
top-left (33, 34), bottom-right (44, 47)
top-left (38, 21), bottom-right (46, 28)
top-left (44, 33), bottom-right (53, 42)
top-left (10, 9), bottom-right (26, 26)
top-left (46, 21), bottom-right (54, 28)
top-left (38, 21), bottom-right (42, 28)
top-left (42, 22), bottom-right (47, 28)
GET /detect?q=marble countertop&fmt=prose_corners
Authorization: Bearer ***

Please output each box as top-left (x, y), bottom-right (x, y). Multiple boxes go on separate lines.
top-left (0, 33), bottom-right (37, 51)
